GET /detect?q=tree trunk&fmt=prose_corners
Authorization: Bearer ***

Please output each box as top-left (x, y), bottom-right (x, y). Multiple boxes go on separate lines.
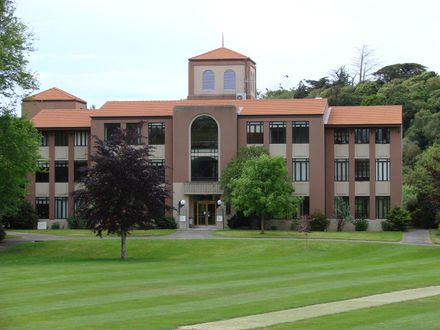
top-left (260, 215), bottom-right (265, 234)
top-left (120, 230), bottom-right (127, 260)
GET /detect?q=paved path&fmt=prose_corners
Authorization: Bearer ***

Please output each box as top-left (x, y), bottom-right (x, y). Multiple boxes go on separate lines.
top-left (401, 229), bottom-right (432, 245)
top-left (178, 285), bottom-right (440, 330)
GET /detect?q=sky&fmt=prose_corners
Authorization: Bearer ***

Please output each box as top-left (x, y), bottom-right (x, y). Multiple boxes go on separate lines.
top-left (15, 0), bottom-right (440, 109)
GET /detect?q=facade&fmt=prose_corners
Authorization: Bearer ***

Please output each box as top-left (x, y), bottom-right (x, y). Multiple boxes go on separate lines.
top-left (23, 47), bottom-right (402, 230)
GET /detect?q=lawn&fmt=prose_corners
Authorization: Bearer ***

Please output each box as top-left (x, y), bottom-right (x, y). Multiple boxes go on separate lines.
top-left (264, 295), bottom-right (440, 330)
top-left (1, 239), bottom-right (440, 329)
top-left (214, 229), bottom-right (403, 242)
top-left (7, 229), bottom-right (176, 237)
top-left (429, 229), bottom-right (440, 244)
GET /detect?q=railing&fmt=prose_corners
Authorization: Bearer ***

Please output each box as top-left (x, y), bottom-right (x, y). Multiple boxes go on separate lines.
top-left (183, 182), bottom-right (223, 195)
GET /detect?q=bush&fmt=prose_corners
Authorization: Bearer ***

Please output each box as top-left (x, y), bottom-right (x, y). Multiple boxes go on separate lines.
top-left (1, 200), bottom-right (37, 229)
top-left (227, 212), bottom-right (258, 229)
top-left (309, 212), bottom-right (329, 231)
top-left (66, 215), bottom-right (89, 229)
top-left (353, 218), bottom-right (368, 231)
top-left (381, 220), bottom-right (397, 231)
top-left (155, 216), bottom-right (177, 229)
top-left (384, 206), bottom-right (411, 231)
top-left (51, 222), bottom-right (61, 230)
top-left (0, 227), bottom-right (5, 242)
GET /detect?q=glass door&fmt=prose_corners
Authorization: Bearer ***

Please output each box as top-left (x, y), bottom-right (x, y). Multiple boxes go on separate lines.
top-left (196, 201), bottom-right (216, 226)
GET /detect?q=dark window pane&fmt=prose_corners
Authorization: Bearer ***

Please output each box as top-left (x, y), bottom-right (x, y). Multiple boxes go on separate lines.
top-left (36, 161), bottom-right (49, 182)
top-left (376, 196), bottom-right (390, 219)
top-left (55, 197), bottom-right (68, 219)
top-left (246, 122), bottom-right (264, 144)
top-left (355, 128), bottom-right (369, 144)
top-left (334, 159), bottom-right (349, 181)
top-left (355, 159), bottom-right (369, 181)
top-left (292, 121), bottom-right (309, 144)
top-left (375, 128), bottom-right (390, 144)
top-left (355, 197), bottom-right (369, 219)
top-left (55, 131), bottom-right (68, 146)
top-left (299, 197), bottom-right (310, 216)
top-left (148, 123), bottom-right (165, 145)
top-left (334, 128), bottom-right (349, 144)
top-left (150, 159), bottom-right (165, 181)
top-left (293, 158), bottom-right (310, 182)
top-left (35, 197), bottom-right (49, 219)
top-left (55, 161), bottom-right (68, 182)
top-left (127, 123), bottom-right (142, 145)
top-left (40, 132), bottom-right (49, 146)
top-left (74, 160), bottom-right (88, 182)
top-left (269, 121), bottom-right (286, 144)
top-left (104, 123), bottom-right (120, 141)
top-left (191, 116), bottom-right (218, 181)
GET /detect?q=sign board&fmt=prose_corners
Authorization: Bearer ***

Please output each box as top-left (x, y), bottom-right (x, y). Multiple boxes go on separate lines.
top-left (37, 222), bottom-right (47, 230)
top-left (216, 215), bottom-right (223, 222)
top-left (179, 215), bottom-right (186, 222)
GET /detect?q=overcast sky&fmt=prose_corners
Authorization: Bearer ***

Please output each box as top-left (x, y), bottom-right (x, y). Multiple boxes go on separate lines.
top-left (16, 0), bottom-right (440, 108)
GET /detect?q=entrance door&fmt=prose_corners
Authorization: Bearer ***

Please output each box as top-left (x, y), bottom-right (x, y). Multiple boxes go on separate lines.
top-left (196, 201), bottom-right (216, 226)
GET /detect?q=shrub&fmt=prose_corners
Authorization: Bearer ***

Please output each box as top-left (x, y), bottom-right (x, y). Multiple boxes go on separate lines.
top-left (66, 215), bottom-right (89, 229)
top-left (309, 212), bottom-right (329, 231)
top-left (384, 206), bottom-right (411, 231)
top-left (270, 225), bottom-right (278, 230)
top-left (227, 212), bottom-right (258, 229)
top-left (381, 220), bottom-right (397, 231)
top-left (51, 222), bottom-right (61, 230)
top-left (155, 216), bottom-right (177, 229)
top-left (1, 200), bottom-right (37, 229)
top-left (0, 227), bottom-right (5, 242)
top-left (353, 218), bottom-right (368, 231)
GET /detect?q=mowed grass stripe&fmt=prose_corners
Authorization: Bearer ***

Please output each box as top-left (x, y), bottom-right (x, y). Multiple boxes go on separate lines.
top-left (1, 240), bottom-right (440, 329)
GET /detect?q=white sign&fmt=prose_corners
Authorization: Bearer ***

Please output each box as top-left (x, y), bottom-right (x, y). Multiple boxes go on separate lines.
top-left (179, 215), bottom-right (186, 222)
top-left (37, 222), bottom-right (47, 230)
top-left (216, 215), bottom-right (223, 222)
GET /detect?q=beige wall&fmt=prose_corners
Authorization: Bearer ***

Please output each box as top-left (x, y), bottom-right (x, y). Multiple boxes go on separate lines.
top-left (22, 100), bottom-right (86, 119)
top-left (193, 64), bottom-right (245, 96)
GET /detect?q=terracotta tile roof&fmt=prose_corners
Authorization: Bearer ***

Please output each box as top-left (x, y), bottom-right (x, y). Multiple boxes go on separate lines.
top-left (190, 47), bottom-right (255, 63)
top-left (32, 109), bottom-right (93, 128)
top-left (94, 98), bottom-right (329, 118)
top-left (327, 106), bottom-right (402, 125)
top-left (25, 87), bottom-right (86, 103)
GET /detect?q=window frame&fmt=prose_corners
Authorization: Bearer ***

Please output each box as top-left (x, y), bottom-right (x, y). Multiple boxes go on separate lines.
top-left (293, 158), bottom-right (310, 182)
top-left (74, 131), bottom-right (88, 146)
top-left (334, 128), bottom-right (349, 144)
top-left (202, 70), bottom-right (215, 90)
top-left (126, 123), bottom-right (142, 145)
top-left (354, 128), bottom-right (369, 144)
top-left (55, 131), bottom-right (68, 146)
top-left (55, 197), bottom-right (68, 219)
top-left (55, 161), bottom-right (68, 183)
top-left (40, 131), bottom-right (49, 146)
top-left (36, 161), bottom-right (49, 183)
top-left (269, 121), bottom-right (286, 144)
top-left (292, 121), bottom-right (309, 144)
top-left (355, 159), bottom-right (370, 181)
top-left (375, 158), bottom-right (390, 181)
top-left (35, 197), bottom-right (49, 219)
top-left (246, 121), bottom-right (264, 144)
top-left (376, 196), bottom-right (390, 219)
top-left (334, 159), bottom-right (349, 181)
top-left (375, 128), bottom-right (390, 144)
top-left (104, 123), bottom-right (120, 141)
top-left (355, 196), bottom-right (370, 219)
top-left (148, 122), bottom-right (165, 145)
top-left (223, 69), bottom-right (236, 90)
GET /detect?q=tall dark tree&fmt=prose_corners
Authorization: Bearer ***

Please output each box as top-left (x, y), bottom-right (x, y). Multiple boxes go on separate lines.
top-left (74, 128), bottom-right (171, 259)
top-left (373, 63), bottom-right (427, 83)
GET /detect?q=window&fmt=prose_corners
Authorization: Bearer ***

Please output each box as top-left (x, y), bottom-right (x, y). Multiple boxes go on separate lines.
top-left (202, 70), bottom-right (215, 90)
top-left (355, 197), bottom-right (369, 219)
top-left (224, 69), bottom-right (236, 90)
top-left (355, 128), bottom-right (369, 144)
top-left (74, 160), bottom-right (87, 182)
top-left (151, 159), bottom-right (165, 181)
top-left (292, 121), bottom-right (309, 144)
top-left (299, 197), bottom-right (310, 216)
top-left (35, 197), bottom-right (49, 219)
top-left (36, 161), bottom-right (49, 182)
top-left (376, 159), bottom-right (390, 181)
top-left (355, 159), bottom-right (369, 181)
top-left (127, 123), bottom-right (142, 145)
top-left (293, 158), bottom-right (310, 182)
top-left (334, 196), bottom-right (349, 213)
top-left (375, 128), bottom-right (390, 144)
top-left (55, 131), bottom-right (68, 146)
top-left (55, 197), bottom-right (68, 219)
top-left (40, 132), bottom-right (48, 146)
top-left (334, 128), bottom-right (349, 144)
top-left (55, 161), bottom-right (68, 182)
top-left (104, 123), bottom-right (120, 141)
top-left (191, 116), bottom-right (218, 181)
top-left (334, 159), bottom-right (349, 181)
top-left (246, 122), bottom-right (264, 144)
top-left (269, 121), bottom-right (286, 144)
top-left (148, 123), bottom-right (165, 145)
top-left (376, 196), bottom-right (390, 219)
top-left (75, 131), bottom-right (88, 146)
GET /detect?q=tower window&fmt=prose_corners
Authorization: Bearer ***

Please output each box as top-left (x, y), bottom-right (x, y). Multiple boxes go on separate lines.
top-left (224, 69), bottom-right (236, 90)
top-left (202, 70), bottom-right (215, 90)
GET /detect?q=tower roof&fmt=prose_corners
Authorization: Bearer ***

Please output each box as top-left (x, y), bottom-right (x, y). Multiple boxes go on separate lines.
top-left (190, 47), bottom-right (255, 64)
top-left (25, 87), bottom-right (86, 103)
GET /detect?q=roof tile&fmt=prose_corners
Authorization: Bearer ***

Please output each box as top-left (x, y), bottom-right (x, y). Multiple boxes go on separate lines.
top-left (190, 47), bottom-right (254, 63)
top-left (32, 109), bottom-right (93, 128)
top-left (25, 87), bottom-right (86, 103)
top-left (327, 106), bottom-right (402, 125)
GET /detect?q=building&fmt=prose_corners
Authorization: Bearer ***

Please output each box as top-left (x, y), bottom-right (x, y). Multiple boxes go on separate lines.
top-left (23, 47), bottom-right (402, 230)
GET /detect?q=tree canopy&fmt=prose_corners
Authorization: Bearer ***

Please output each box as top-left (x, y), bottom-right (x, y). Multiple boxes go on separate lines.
top-left (230, 154), bottom-right (299, 233)
top-left (74, 128), bottom-right (171, 259)
top-left (373, 63), bottom-right (427, 83)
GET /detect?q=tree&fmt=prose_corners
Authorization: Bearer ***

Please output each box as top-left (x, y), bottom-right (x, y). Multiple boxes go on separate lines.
top-left (0, 114), bottom-right (39, 218)
top-left (373, 63), bottom-right (427, 83)
top-left (1, 0), bottom-right (38, 109)
top-left (352, 45), bottom-right (378, 84)
top-left (333, 196), bottom-right (352, 232)
top-left (220, 146), bottom-right (268, 203)
top-left (74, 128), bottom-right (171, 259)
top-left (1, 199), bottom-right (37, 229)
top-left (230, 155), bottom-right (299, 234)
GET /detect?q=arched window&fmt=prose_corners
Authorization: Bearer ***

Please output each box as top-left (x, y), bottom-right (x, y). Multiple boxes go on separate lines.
top-left (224, 69), bottom-right (236, 90)
top-left (202, 70), bottom-right (215, 90)
top-left (191, 116), bottom-right (218, 181)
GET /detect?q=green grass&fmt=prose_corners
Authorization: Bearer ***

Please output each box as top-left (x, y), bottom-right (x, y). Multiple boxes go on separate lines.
top-left (214, 229), bottom-right (403, 241)
top-left (7, 229), bottom-right (176, 237)
top-left (429, 229), bottom-right (440, 244)
top-left (264, 295), bottom-right (440, 329)
top-left (1, 239), bottom-right (440, 329)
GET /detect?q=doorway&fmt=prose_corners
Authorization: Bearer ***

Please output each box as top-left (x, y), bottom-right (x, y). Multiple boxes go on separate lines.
top-left (195, 201), bottom-right (216, 226)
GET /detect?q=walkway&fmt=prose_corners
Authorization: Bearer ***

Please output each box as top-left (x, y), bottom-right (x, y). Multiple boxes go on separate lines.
top-left (178, 285), bottom-right (440, 330)
top-left (401, 229), bottom-right (433, 245)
